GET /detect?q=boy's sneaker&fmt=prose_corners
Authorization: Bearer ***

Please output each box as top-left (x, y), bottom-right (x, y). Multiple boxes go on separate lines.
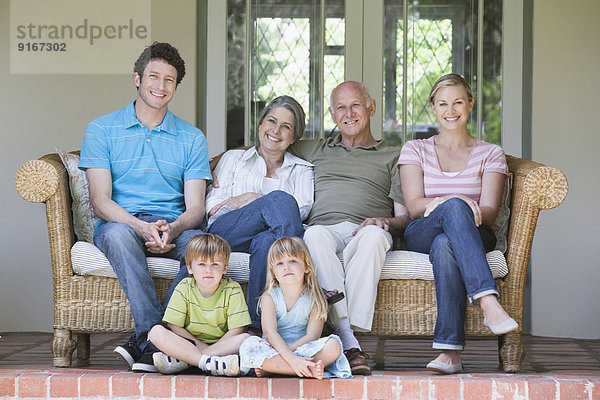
top-left (132, 346), bottom-right (158, 373)
top-left (205, 355), bottom-right (240, 377)
top-left (153, 352), bottom-right (190, 374)
top-left (113, 335), bottom-right (142, 368)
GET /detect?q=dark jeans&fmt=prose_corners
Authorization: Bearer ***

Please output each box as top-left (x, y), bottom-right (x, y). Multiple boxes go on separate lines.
top-left (94, 214), bottom-right (204, 350)
top-left (404, 198), bottom-right (497, 350)
top-left (208, 190), bottom-right (305, 328)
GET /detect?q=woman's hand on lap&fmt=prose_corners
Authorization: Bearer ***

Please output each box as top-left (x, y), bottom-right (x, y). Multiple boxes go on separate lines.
top-left (424, 195), bottom-right (482, 226)
top-left (211, 193), bottom-right (263, 217)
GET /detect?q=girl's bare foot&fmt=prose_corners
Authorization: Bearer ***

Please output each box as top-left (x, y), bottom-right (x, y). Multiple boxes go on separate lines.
top-left (254, 367), bottom-right (273, 377)
top-left (308, 360), bottom-right (324, 379)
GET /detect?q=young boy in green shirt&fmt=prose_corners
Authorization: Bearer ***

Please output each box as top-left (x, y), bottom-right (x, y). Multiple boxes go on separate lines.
top-left (148, 234), bottom-right (251, 375)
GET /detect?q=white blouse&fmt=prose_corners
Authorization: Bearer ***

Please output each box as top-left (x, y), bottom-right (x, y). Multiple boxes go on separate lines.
top-left (205, 147), bottom-right (314, 227)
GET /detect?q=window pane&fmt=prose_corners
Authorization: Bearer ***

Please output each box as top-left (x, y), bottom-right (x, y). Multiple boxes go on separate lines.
top-left (383, 0), bottom-right (502, 146)
top-left (407, 17), bottom-right (453, 131)
top-left (482, 0), bottom-right (502, 145)
top-left (325, 17), bottom-right (344, 46)
top-left (227, 0), bottom-right (248, 149)
top-left (254, 17), bottom-right (311, 107)
top-left (324, 16), bottom-right (344, 133)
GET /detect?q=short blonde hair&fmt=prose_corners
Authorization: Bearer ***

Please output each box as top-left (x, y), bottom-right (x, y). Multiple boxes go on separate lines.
top-left (260, 237), bottom-right (328, 321)
top-left (184, 234), bottom-right (231, 266)
top-left (429, 73), bottom-right (473, 106)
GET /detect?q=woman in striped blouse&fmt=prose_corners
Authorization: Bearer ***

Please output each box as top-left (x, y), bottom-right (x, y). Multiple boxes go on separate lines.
top-left (397, 74), bottom-right (517, 374)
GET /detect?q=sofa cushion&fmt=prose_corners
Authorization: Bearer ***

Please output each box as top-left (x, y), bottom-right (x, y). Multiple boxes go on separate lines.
top-left (71, 241), bottom-right (508, 281)
top-left (56, 149), bottom-right (98, 243)
top-left (491, 173), bottom-right (512, 253)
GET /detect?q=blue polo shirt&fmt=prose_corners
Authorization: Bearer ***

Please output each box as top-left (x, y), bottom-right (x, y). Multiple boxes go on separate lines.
top-left (79, 101), bottom-right (212, 221)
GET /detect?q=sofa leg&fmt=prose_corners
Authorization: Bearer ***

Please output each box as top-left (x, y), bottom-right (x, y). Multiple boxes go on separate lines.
top-left (498, 332), bottom-right (526, 373)
top-left (76, 333), bottom-right (91, 360)
top-left (51, 328), bottom-right (77, 367)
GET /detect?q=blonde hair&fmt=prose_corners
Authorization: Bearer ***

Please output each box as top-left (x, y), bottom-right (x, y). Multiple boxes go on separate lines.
top-left (184, 234), bottom-right (231, 266)
top-left (428, 73), bottom-right (474, 106)
top-left (259, 237), bottom-right (328, 321)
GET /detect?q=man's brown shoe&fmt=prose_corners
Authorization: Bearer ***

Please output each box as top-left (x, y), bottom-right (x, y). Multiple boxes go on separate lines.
top-left (344, 348), bottom-right (372, 375)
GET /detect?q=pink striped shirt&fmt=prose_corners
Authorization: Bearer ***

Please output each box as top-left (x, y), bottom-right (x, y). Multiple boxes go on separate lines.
top-left (397, 137), bottom-right (508, 203)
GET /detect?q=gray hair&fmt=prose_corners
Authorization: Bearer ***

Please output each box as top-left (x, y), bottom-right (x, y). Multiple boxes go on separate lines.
top-left (257, 96), bottom-right (306, 142)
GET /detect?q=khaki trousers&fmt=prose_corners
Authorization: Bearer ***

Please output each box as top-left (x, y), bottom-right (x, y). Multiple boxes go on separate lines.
top-left (304, 221), bottom-right (392, 331)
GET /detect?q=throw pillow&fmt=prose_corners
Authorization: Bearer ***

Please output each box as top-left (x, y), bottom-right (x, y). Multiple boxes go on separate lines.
top-left (491, 173), bottom-right (512, 253)
top-left (56, 149), bottom-right (98, 243)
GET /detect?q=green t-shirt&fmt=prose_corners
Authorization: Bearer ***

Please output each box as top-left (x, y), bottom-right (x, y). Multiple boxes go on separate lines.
top-left (289, 134), bottom-right (403, 226)
top-left (163, 277), bottom-right (251, 344)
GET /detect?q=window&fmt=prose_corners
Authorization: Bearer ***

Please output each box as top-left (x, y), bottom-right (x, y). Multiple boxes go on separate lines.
top-left (224, 0), bottom-right (502, 149)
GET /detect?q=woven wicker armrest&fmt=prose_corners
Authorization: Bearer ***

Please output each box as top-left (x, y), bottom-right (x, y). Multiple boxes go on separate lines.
top-left (502, 155), bottom-right (568, 315)
top-left (15, 153), bottom-right (77, 281)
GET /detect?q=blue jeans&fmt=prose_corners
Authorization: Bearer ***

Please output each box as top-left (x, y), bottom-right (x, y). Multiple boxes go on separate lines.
top-left (94, 214), bottom-right (204, 350)
top-left (403, 198), bottom-right (497, 350)
top-left (208, 190), bottom-right (305, 328)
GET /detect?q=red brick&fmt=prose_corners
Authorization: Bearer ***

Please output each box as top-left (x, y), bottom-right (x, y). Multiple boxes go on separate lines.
top-left (80, 373), bottom-right (112, 397)
top-left (17, 373), bottom-right (48, 397)
top-left (175, 375), bottom-right (206, 398)
top-left (430, 378), bottom-right (461, 400)
top-left (49, 368), bottom-right (90, 374)
top-left (334, 377), bottom-right (364, 399)
top-left (367, 376), bottom-right (397, 399)
top-left (239, 377), bottom-right (268, 398)
top-left (591, 379), bottom-right (600, 400)
top-left (527, 379), bottom-right (557, 400)
top-left (0, 368), bottom-right (43, 374)
top-left (303, 378), bottom-right (332, 399)
top-left (207, 376), bottom-right (237, 398)
top-left (112, 373), bottom-right (141, 397)
top-left (558, 380), bottom-right (589, 400)
top-left (0, 374), bottom-right (17, 397)
top-left (398, 378), bottom-right (426, 400)
top-left (271, 377), bottom-right (300, 399)
top-left (143, 374), bottom-right (173, 398)
top-left (494, 378), bottom-right (526, 400)
top-left (463, 378), bottom-right (492, 400)
top-left (50, 373), bottom-right (79, 397)
top-left (383, 371), bottom-right (428, 376)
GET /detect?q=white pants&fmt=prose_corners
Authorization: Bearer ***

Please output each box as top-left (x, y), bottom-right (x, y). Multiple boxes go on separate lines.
top-left (303, 221), bottom-right (392, 331)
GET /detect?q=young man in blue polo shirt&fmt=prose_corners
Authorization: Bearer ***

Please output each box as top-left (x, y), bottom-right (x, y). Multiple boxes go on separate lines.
top-left (79, 42), bottom-right (212, 372)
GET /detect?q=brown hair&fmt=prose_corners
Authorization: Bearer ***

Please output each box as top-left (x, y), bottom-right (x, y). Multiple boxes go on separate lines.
top-left (134, 42), bottom-right (186, 86)
top-left (184, 234), bottom-right (231, 266)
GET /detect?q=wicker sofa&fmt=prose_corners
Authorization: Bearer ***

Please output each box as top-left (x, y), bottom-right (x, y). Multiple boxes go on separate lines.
top-left (15, 152), bottom-right (567, 372)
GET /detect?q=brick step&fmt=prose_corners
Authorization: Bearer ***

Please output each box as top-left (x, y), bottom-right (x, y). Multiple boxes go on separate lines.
top-left (1, 370), bottom-right (599, 399)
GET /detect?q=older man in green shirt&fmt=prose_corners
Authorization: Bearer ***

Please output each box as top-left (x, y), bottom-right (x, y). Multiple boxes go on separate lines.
top-left (290, 81), bottom-right (411, 376)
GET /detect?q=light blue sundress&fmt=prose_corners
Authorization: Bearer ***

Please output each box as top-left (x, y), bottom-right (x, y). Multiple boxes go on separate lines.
top-left (239, 286), bottom-right (352, 379)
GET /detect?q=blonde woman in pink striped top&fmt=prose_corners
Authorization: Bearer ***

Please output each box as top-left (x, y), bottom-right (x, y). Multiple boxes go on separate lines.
top-left (397, 74), bottom-right (517, 374)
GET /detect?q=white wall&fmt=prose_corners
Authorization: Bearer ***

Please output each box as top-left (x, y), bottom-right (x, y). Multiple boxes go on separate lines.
top-left (0, 0), bottom-right (198, 332)
top-left (530, 0), bottom-right (600, 338)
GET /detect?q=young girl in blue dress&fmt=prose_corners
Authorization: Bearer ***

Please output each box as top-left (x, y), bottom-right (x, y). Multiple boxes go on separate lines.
top-left (239, 237), bottom-right (352, 379)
